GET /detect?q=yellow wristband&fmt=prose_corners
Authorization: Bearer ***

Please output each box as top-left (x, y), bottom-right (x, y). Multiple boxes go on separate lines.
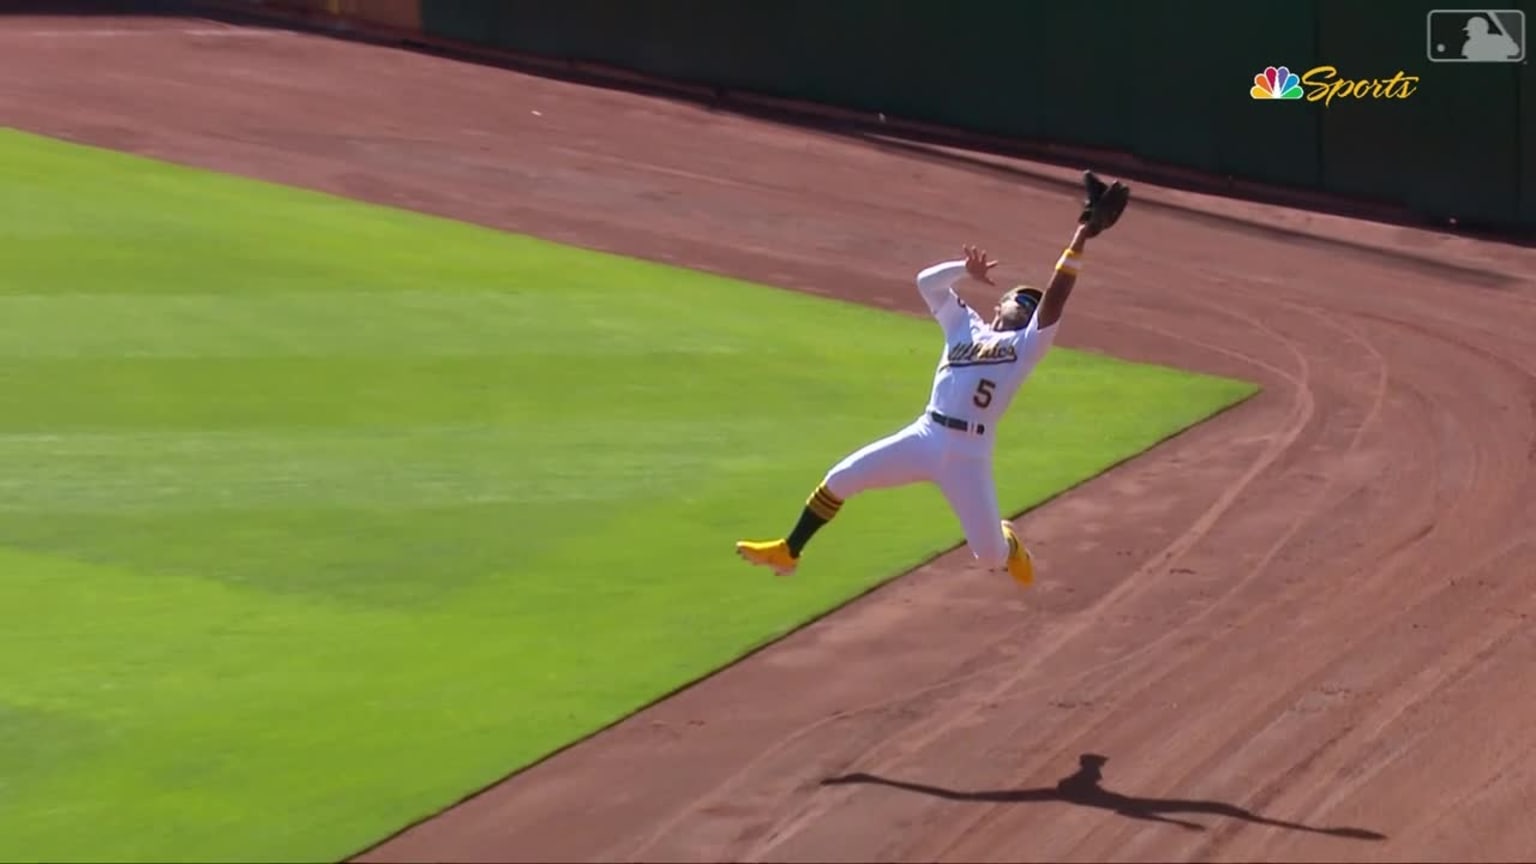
top-left (1055, 248), bottom-right (1081, 274)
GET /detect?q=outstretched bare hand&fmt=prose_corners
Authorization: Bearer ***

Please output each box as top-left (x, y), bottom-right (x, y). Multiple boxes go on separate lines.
top-left (963, 245), bottom-right (998, 285)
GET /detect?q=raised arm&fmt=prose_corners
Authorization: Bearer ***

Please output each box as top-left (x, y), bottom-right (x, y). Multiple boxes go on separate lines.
top-left (915, 259), bottom-right (968, 317)
top-left (1036, 171), bottom-right (1129, 330)
top-left (916, 245), bottom-right (998, 323)
top-left (1035, 224), bottom-right (1088, 330)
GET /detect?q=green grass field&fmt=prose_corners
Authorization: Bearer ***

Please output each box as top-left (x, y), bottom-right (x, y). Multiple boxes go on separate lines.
top-left (0, 128), bottom-right (1257, 862)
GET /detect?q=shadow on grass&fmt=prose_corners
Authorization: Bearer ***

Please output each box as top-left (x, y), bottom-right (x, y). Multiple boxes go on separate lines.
top-left (823, 752), bottom-right (1387, 841)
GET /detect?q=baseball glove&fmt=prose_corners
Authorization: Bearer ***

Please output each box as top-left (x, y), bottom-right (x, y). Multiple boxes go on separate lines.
top-left (1078, 170), bottom-right (1130, 237)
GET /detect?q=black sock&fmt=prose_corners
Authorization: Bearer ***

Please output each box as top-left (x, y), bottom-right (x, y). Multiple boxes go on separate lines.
top-left (786, 482), bottom-right (843, 557)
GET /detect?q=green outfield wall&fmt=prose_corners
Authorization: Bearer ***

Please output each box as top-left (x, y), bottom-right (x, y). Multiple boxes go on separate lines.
top-left (410, 0), bottom-right (1535, 233)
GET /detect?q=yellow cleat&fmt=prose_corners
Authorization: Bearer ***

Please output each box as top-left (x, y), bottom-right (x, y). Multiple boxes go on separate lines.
top-left (1001, 521), bottom-right (1034, 588)
top-left (735, 538), bottom-right (798, 575)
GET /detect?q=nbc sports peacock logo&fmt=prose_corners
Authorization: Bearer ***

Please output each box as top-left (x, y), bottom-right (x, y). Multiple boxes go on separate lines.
top-left (1249, 64), bottom-right (1419, 105)
top-left (1250, 65), bottom-right (1303, 99)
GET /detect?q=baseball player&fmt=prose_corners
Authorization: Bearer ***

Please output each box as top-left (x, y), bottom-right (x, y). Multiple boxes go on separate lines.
top-left (736, 172), bottom-right (1130, 587)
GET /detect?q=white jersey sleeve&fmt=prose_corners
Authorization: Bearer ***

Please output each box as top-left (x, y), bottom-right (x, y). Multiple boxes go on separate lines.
top-left (1017, 314), bottom-right (1060, 366)
top-left (915, 260), bottom-right (978, 333)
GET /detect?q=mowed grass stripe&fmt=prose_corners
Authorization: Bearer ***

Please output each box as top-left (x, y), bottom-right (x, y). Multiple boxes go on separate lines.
top-left (0, 128), bottom-right (1256, 861)
top-left (0, 290), bottom-right (757, 357)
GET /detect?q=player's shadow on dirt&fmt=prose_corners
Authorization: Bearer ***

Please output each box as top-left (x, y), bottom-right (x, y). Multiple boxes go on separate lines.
top-left (822, 753), bottom-right (1386, 841)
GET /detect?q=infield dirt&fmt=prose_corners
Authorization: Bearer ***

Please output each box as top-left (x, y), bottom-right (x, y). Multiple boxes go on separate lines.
top-left (4, 9), bottom-right (1536, 862)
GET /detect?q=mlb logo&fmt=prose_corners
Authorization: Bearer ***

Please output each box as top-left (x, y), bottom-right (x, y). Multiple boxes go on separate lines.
top-left (1427, 9), bottom-right (1526, 62)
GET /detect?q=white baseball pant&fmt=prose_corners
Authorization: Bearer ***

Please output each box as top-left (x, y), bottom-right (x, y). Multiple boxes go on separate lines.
top-left (820, 415), bottom-right (1010, 568)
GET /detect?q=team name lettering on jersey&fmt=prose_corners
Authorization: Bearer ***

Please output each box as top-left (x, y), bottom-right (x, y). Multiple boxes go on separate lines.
top-left (946, 339), bottom-right (1018, 367)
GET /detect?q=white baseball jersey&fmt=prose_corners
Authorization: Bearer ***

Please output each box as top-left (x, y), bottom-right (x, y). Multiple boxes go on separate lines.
top-left (915, 259), bottom-right (1056, 437)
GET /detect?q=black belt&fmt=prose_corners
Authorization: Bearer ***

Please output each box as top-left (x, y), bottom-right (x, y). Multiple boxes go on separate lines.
top-left (930, 410), bottom-right (987, 435)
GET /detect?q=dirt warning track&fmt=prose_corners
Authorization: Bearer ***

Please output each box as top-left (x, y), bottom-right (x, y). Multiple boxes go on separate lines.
top-left (4, 10), bottom-right (1536, 862)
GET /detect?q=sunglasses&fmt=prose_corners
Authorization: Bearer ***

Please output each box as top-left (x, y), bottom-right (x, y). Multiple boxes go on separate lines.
top-left (1009, 291), bottom-right (1040, 313)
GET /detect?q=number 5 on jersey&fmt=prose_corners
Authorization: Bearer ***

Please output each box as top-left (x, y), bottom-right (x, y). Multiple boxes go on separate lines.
top-left (973, 378), bottom-right (996, 408)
